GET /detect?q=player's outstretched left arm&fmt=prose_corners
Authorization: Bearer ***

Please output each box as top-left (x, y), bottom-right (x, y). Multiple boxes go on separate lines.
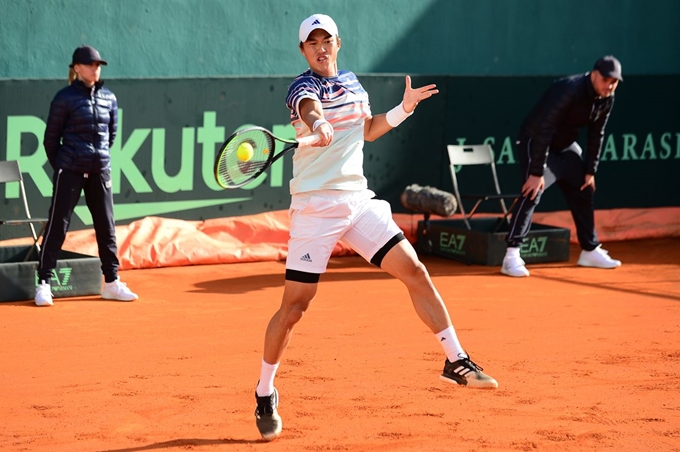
top-left (364, 75), bottom-right (439, 142)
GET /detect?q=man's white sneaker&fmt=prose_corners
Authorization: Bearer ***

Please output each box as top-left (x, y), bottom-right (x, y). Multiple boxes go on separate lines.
top-left (34, 281), bottom-right (54, 307)
top-left (440, 355), bottom-right (498, 389)
top-left (577, 245), bottom-right (621, 269)
top-left (501, 255), bottom-right (530, 277)
top-left (102, 278), bottom-right (138, 301)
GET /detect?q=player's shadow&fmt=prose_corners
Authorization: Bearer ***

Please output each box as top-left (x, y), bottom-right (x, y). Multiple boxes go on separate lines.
top-left (190, 272), bottom-right (284, 294)
top-left (98, 437), bottom-right (260, 451)
top-left (189, 255), bottom-right (497, 295)
top-left (191, 269), bottom-right (396, 295)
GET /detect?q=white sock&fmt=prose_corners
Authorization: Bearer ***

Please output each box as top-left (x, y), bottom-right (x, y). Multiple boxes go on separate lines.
top-left (506, 247), bottom-right (520, 258)
top-left (256, 359), bottom-right (280, 397)
top-left (435, 326), bottom-right (467, 362)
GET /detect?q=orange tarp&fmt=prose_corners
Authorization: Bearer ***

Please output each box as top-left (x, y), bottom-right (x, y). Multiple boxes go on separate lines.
top-left (1, 207), bottom-right (678, 270)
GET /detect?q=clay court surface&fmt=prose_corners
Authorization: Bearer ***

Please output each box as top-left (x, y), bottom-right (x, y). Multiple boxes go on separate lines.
top-left (1, 238), bottom-right (679, 452)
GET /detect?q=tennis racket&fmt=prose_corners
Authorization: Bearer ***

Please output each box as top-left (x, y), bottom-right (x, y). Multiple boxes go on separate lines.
top-left (213, 126), bottom-right (320, 189)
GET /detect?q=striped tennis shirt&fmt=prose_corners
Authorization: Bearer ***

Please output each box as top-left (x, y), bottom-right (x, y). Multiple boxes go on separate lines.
top-left (285, 69), bottom-right (371, 194)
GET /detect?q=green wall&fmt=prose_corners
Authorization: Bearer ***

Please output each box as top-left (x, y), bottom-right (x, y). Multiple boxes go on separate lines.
top-left (2, 74), bottom-right (678, 241)
top-left (1, 0), bottom-right (678, 79)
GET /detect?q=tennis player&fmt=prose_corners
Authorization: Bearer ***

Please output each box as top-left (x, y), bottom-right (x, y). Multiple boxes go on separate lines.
top-left (253, 14), bottom-right (497, 442)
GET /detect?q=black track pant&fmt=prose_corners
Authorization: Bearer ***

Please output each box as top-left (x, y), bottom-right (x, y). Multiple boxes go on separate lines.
top-left (38, 169), bottom-right (119, 283)
top-left (506, 139), bottom-right (600, 251)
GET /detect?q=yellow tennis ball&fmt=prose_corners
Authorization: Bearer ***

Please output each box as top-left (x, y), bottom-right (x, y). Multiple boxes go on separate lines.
top-left (236, 142), bottom-right (254, 162)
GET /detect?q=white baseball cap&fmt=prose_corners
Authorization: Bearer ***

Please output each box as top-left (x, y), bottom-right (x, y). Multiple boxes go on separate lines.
top-left (298, 14), bottom-right (339, 43)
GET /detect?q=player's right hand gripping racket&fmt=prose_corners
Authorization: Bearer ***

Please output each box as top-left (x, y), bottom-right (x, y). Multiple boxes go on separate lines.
top-left (213, 126), bottom-right (320, 189)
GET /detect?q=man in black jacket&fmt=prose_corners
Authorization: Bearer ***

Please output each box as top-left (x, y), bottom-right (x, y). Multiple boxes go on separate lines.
top-left (502, 55), bottom-right (623, 277)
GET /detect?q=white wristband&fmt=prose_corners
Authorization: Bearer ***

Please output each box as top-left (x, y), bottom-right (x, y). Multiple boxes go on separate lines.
top-left (385, 101), bottom-right (413, 128)
top-left (312, 119), bottom-right (331, 131)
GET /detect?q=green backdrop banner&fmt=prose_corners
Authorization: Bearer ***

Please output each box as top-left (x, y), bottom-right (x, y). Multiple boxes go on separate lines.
top-left (3, 0), bottom-right (679, 78)
top-left (1, 75), bottom-right (678, 240)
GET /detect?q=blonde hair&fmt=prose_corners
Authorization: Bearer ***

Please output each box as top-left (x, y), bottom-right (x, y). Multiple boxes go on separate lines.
top-left (68, 67), bottom-right (77, 85)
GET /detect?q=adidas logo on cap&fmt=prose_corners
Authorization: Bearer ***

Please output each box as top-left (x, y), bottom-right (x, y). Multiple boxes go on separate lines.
top-left (299, 14), bottom-right (339, 42)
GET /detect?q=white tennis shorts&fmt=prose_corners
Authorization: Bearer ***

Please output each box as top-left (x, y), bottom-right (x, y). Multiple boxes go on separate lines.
top-left (286, 189), bottom-right (403, 274)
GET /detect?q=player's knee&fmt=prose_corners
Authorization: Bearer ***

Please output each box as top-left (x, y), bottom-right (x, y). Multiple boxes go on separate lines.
top-left (413, 260), bottom-right (430, 280)
top-left (400, 260), bottom-right (430, 285)
top-left (284, 303), bottom-right (308, 325)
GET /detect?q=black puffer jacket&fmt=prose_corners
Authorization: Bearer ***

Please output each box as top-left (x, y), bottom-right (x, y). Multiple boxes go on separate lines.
top-left (44, 79), bottom-right (118, 173)
top-left (518, 73), bottom-right (614, 177)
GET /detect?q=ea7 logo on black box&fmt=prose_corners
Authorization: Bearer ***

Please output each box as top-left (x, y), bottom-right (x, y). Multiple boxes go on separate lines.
top-left (438, 232), bottom-right (466, 256)
top-left (520, 236), bottom-right (548, 258)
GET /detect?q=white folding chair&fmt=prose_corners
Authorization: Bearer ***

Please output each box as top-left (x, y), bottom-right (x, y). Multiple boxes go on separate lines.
top-left (0, 160), bottom-right (48, 261)
top-left (446, 144), bottom-right (520, 231)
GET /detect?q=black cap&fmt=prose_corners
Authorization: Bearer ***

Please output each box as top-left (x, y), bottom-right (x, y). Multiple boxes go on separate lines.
top-left (70, 45), bottom-right (108, 68)
top-left (593, 55), bottom-right (623, 81)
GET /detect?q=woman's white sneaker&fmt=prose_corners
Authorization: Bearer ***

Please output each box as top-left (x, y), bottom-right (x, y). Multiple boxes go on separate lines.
top-left (501, 255), bottom-right (530, 277)
top-left (34, 281), bottom-right (54, 307)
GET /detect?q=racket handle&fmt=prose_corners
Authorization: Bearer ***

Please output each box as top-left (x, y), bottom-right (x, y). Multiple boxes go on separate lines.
top-left (296, 134), bottom-right (321, 146)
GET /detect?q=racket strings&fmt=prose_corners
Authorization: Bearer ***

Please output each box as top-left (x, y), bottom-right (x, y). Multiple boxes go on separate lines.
top-left (216, 130), bottom-right (275, 187)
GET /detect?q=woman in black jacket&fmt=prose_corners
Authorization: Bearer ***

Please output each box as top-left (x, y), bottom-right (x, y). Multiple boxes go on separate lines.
top-left (35, 45), bottom-right (137, 306)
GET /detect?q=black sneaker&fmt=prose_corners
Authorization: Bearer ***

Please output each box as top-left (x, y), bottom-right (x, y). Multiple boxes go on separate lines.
top-left (255, 388), bottom-right (282, 441)
top-left (440, 355), bottom-right (498, 389)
